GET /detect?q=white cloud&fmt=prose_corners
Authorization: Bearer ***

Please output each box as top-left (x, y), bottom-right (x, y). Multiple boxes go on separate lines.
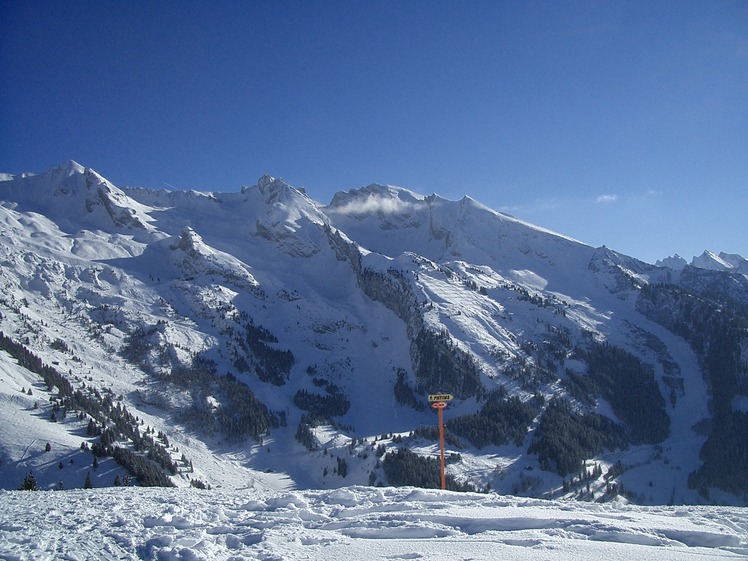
top-left (499, 197), bottom-right (565, 215)
top-left (332, 196), bottom-right (417, 216)
top-left (595, 194), bottom-right (618, 204)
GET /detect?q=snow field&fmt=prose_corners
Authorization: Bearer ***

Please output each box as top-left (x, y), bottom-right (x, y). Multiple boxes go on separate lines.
top-left (1, 486), bottom-right (746, 560)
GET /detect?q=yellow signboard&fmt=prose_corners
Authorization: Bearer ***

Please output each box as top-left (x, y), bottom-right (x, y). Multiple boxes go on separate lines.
top-left (428, 393), bottom-right (453, 402)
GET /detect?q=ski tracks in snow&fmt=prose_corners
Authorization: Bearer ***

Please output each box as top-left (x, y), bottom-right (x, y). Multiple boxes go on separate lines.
top-left (1, 486), bottom-right (747, 561)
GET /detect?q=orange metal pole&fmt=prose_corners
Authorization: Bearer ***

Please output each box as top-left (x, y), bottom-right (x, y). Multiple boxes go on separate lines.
top-left (431, 400), bottom-right (448, 490)
top-left (438, 404), bottom-right (446, 490)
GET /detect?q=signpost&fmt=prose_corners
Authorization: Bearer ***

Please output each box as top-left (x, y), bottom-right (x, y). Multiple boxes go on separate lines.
top-left (428, 393), bottom-right (453, 490)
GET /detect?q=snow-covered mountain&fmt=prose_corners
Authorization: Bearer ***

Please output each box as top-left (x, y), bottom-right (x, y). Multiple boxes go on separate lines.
top-left (1, 161), bottom-right (746, 506)
top-left (657, 250), bottom-right (748, 274)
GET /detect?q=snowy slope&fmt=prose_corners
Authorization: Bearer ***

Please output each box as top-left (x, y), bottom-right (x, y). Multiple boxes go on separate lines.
top-left (1, 162), bottom-right (746, 507)
top-left (1, 486), bottom-right (747, 560)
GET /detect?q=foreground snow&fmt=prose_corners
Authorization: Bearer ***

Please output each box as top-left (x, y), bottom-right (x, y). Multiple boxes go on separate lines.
top-left (1, 486), bottom-right (746, 560)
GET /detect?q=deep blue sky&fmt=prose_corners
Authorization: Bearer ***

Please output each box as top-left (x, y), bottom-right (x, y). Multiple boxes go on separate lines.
top-left (2, 0), bottom-right (746, 264)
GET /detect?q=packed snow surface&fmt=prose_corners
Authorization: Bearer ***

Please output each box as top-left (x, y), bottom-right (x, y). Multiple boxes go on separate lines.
top-left (1, 486), bottom-right (747, 560)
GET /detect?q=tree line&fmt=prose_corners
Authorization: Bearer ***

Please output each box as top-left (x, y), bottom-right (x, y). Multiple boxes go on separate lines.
top-left (381, 447), bottom-right (478, 492)
top-left (446, 389), bottom-right (539, 448)
top-left (638, 283), bottom-right (748, 495)
top-left (0, 330), bottom-right (176, 487)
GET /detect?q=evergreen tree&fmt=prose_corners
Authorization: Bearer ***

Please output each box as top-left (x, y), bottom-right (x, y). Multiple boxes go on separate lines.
top-left (84, 471), bottom-right (93, 489)
top-left (20, 471), bottom-right (37, 491)
top-left (337, 457), bottom-right (348, 478)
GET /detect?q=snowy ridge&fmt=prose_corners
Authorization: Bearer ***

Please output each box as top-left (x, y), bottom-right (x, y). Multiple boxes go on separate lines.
top-left (165, 227), bottom-right (259, 289)
top-left (658, 250), bottom-right (748, 276)
top-left (691, 250), bottom-right (748, 275)
top-left (0, 160), bottom-right (155, 234)
top-left (1, 161), bottom-right (747, 510)
top-left (326, 184), bottom-right (589, 269)
top-left (693, 250), bottom-right (734, 271)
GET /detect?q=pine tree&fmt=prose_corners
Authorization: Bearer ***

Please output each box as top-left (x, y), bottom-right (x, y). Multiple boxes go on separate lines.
top-left (84, 471), bottom-right (93, 489)
top-left (20, 472), bottom-right (37, 491)
top-left (337, 456), bottom-right (348, 478)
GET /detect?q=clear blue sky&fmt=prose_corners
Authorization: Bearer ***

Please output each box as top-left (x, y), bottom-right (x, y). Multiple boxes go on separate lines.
top-left (2, 0), bottom-right (746, 264)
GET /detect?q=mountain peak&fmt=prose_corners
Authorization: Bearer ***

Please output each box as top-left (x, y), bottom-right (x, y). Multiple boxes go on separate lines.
top-left (257, 174), bottom-right (278, 190)
top-left (718, 252), bottom-right (748, 273)
top-left (692, 250), bottom-right (734, 271)
top-left (656, 254), bottom-right (688, 270)
top-left (655, 251), bottom-right (748, 275)
top-left (59, 160), bottom-right (85, 176)
top-left (257, 174), bottom-right (292, 196)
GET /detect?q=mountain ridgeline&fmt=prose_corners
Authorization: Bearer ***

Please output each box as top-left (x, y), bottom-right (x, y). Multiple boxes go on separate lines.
top-left (0, 161), bottom-right (746, 504)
